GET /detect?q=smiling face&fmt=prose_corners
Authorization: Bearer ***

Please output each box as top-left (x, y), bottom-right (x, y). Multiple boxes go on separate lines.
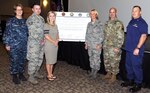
top-left (32, 5), bottom-right (41, 15)
top-left (15, 6), bottom-right (23, 17)
top-left (132, 7), bottom-right (141, 19)
top-left (49, 12), bottom-right (56, 23)
top-left (109, 8), bottom-right (117, 20)
top-left (90, 11), bottom-right (97, 20)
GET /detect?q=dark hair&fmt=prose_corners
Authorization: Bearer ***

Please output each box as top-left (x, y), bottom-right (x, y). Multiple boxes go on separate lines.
top-left (13, 3), bottom-right (23, 15)
top-left (13, 3), bottom-right (23, 11)
top-left (133, 5), bottom-right (141, 11)
top-left (31, 1), bottom-right (40, 8)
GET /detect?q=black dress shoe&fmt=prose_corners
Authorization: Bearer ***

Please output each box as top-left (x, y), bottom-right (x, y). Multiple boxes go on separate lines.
top-left (12, 74), bottom-right (20, 84)
top-left (19, 73), bottom-right (27, 81)
top-left (129, 84), bottom-right (142, 92)
top-left (121, 80), bottom-right (134, 87)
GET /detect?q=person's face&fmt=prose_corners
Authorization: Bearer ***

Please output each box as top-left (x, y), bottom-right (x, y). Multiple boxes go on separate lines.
top-left (49, 13), bottom-right (56, 22)
top-left (15, 6), bottom-right (23, 16)
top-left (109, 8), bottom-right (117, 20)
top-left (132, 7), bottom-right (141, 19)
top-left (90, 11), bottom-right (97, 20)
top-left (32, 5), bottom-right (41, 15)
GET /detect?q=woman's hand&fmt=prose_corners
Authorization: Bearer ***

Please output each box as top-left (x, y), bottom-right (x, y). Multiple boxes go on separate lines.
top-left (96, 44), bottom-right (101, 50)
top-left (85, 43), bottom-right (88, 50)
top-left (53, 40), bottom-right (59, 47)
top-left (5, 46), bottom-right (10, 51)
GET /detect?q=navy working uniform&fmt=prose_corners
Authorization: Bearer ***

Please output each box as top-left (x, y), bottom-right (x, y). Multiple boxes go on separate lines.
top-left (125, 16), bottom-right (148, 84)
top-left (3, 17), bottom-right (28, 74)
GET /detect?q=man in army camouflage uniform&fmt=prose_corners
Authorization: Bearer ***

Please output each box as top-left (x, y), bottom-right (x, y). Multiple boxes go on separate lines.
top-left (103, 7), bottom-right (124, 83)
top-left (85, 9), bottom-right (104, 79)
top-left (26, 3), bottom-right (45, 84)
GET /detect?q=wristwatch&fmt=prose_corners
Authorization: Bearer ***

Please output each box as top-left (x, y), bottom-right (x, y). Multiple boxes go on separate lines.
top-left (136, 47), bottom-right (140, 49)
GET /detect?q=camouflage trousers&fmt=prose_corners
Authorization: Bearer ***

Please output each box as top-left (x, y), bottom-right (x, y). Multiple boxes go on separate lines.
top-left (9, 46), bottom-right (27, 74)
top-left (27, 44), bottom-right (44, 75)
top-left (88, 48), bottom-right (101, 70)
top-left (103, 47), bottom-right (122, 75)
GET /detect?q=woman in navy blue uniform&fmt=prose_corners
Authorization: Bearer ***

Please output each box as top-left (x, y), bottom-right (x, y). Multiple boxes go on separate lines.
top-left (3, 3), bottom-right (28, 84)
top-left (121, 6), bottom-right (148, 92)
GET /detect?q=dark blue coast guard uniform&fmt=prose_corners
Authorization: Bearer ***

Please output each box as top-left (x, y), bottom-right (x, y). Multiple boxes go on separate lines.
top-left (3, 17), bottom-right (28, 74)
top-left (125, 16), bottom-right (148, 84)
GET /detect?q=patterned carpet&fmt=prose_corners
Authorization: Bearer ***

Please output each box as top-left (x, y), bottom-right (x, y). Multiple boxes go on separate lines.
top-left (0, 42), bottom-right (150, 93)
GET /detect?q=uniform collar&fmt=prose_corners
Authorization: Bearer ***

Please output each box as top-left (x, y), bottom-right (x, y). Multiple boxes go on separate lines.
top-left (90, 19), bottom-right (99, 25)
top-left (132, 16), bottom-right (142, 21)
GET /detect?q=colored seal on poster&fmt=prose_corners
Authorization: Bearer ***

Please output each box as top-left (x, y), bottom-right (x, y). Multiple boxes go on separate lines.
top-left (78, 13), bottom-right (82, 17)
top-left (62, 12), bottom-right (65, 16)
top-left (70, 12), bottom-right (74, 16)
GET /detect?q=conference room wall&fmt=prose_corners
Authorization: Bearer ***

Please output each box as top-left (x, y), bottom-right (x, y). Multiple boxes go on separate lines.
top-left (68, 0), bottom-right (150, 34)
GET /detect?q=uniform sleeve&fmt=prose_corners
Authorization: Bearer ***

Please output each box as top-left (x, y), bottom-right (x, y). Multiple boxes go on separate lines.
top-left (139, 22), bottom-right (148, 35)
top-left (115, 21), bottom-right (124, 49)
top-left (3, 19), bottom-right (12, 46)
top-left (26, 17), bottom-right (36, 30)
top-left (98, 23), bottom-right (104, 44)
top-left (85, 23), bottom-right (90, 44)
top-left (44, 24), bottom-right (49, 35)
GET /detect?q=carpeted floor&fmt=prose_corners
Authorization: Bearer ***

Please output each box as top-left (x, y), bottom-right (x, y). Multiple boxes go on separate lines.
top-left (0, 42), bottom-right (150, 93)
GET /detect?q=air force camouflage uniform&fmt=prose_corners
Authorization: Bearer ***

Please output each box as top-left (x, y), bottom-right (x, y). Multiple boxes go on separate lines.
top-left (3, 17), bottom-right (28, 74)
top-left (103, 19), bottom-right (124, 75)
top-left (85, 20), bottom-right (104, 71)
top-left (26, 13), bottom-right (45, 76)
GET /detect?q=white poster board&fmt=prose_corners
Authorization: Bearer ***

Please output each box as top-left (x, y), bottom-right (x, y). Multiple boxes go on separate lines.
top-left (56, 12), bottom-right (90, 42)
top-left (69, 0), bottom-right (150, 34)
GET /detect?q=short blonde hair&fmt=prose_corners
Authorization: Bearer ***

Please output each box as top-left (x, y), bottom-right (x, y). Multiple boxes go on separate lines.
top-left (47, 11), bottom-right (56, 25)
top-left (90, 9), bottom-right (99, 20)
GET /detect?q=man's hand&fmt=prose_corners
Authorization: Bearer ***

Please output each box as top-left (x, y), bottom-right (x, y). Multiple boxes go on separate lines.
top-left (133, 48), bottom-right (139, 55)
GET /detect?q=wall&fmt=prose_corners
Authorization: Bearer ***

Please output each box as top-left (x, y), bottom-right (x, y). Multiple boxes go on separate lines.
top-left (68, 0), bottom-right (150, 33)
top-left (0, 0), bottom-right (28, 16)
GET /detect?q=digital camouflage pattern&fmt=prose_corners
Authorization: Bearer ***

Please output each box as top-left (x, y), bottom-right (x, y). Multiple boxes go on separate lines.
top-left (26, 13), bottom-right (45, 75)
top-left (3, 17), bottom-right (28, 74)
top-left (85, 20), bottom-right (104, 70)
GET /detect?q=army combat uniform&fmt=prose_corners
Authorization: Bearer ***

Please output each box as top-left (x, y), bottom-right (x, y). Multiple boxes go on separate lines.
top-left (3, 17), bottom-right (28, 75)
top-left (85, 20), bottom-right (104, 78)
top-left (26, 13), bottom-right (45, 82)
top-left (103, 19), bottom-right (124, 75)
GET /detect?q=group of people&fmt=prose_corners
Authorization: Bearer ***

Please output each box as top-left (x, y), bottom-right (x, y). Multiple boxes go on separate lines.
top-left (2, 2), bottom-right (148, 93)
top-left (3, 3), bottom-right (59, 85)
top-left (85, 6), bottom-right (148, 92)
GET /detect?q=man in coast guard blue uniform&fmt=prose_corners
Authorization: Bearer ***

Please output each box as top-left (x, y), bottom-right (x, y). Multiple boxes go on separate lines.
top-left (3, 4), bottom-right (28, 84)
top-left (121, 6), bottom-right (148, 92)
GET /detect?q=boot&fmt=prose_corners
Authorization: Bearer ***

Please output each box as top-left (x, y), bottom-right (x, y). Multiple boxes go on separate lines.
top-left (12, 74), bottom-right (20, 84)
top-left (28, 75), bottom-right (38, 84)
top-left (129, 83), bottom-right (142, 92)
top-left (88, 69), bottom-right (94, 77)
top-left (92, 69), bottom-right (98, 79)
top-left (19, 73), bottom-right (27, 81)
top-left (109, 74), bottom-right (116, 84)
top-left (121, 80), bottom-right (134, 87)
top-left (34, 71), bottom-right (44, 79)
top-left (102, 72), bottom-right (111, 80)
